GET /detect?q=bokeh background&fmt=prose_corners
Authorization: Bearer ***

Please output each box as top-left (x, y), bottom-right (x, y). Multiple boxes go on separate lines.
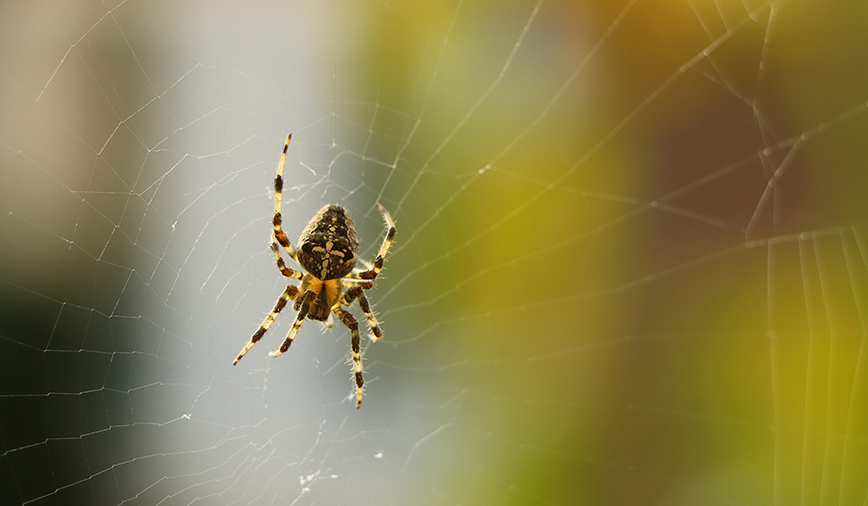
top-left (2, 0), bottom-right (868, 504)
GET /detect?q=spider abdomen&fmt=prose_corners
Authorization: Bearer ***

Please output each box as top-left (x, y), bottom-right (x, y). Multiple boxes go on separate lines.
top-left (297, 204), bottom-right (359, 280)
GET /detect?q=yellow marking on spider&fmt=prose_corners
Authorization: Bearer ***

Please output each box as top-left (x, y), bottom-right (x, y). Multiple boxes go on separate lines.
top-left (298, 277), bottom-right (342, 307)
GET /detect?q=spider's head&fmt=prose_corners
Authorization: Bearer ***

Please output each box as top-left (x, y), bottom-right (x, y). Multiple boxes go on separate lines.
top-left (300, 276), bottom-right (343, 322)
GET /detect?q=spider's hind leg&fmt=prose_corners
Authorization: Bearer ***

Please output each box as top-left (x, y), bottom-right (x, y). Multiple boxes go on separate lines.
top-left (271, 243), bottom-right (302, 279)
top-left (272, 134), bottom-right (300, 264)
top-left (358, 204), bottom-right (396, 286)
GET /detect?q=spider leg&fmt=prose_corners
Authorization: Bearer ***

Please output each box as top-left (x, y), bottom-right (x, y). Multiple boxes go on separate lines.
top-left (234, 285), bottom-right (300, 365)
top-left (357, 203), bottom-right (396, 287)
top-left (273, 134), bottom-right (300, 264)
top-left (270, 289), bottom-right (316, 357)
top-left (352, 258), bottom-right (375, 274)
top-left (332, 305), bottom-right (365, 408)
top-left (343, 258), bottom-right (373, 281)
top-left (271, 243), bottom-right (302, 279)
top-left (341, 285), bottom-right (383, 340)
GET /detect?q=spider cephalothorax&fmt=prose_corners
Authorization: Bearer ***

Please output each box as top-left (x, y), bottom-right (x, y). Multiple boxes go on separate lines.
top-left (233, 134), bottom-right (396, 409)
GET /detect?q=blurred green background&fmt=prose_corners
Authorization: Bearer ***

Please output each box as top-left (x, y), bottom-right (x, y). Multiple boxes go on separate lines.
top-left (1, 0), bottom-right (867, 505)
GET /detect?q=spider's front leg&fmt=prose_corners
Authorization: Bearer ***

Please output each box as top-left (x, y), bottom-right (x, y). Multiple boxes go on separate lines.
top-left (332, 305), bottom-right (365, 408)
top-left (341, 285), bottom-right (383, 340)
top-left (270, 289), bottom-right (317, 357)
top-left (234, 284), bottom-right (300, 365)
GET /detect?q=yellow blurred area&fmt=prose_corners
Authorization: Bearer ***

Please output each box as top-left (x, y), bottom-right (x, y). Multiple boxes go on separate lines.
top-left (347, 0), bottom-right (868, 504)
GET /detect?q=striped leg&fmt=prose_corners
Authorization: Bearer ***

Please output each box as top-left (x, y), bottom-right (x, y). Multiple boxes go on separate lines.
top-left (270, 289), bottom-right (316, 357)
top-left (234, 285), bottom-right (299, 365)
top-left (341, 285), bottom-right (383, 340)
top-left (271, 243), bottom-right (302, 279)
top-left (332, 306), bottom-right (365, 408)
top-left (272, 134), bottom-right (300, 264)
top-left (358, 203), bottom-right (396, 287)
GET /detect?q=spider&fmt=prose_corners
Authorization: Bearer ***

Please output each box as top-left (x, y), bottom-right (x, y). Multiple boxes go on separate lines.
top-left (233, 134), bottom-right (396, 409)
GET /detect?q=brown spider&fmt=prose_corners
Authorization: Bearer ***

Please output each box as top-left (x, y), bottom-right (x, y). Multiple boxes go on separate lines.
top-left (233, 134), bottom-right (396, 408)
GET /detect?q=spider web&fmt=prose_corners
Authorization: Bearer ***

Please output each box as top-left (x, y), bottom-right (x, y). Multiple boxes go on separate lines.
top-left (2, 0), bottom-right (868, 504)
